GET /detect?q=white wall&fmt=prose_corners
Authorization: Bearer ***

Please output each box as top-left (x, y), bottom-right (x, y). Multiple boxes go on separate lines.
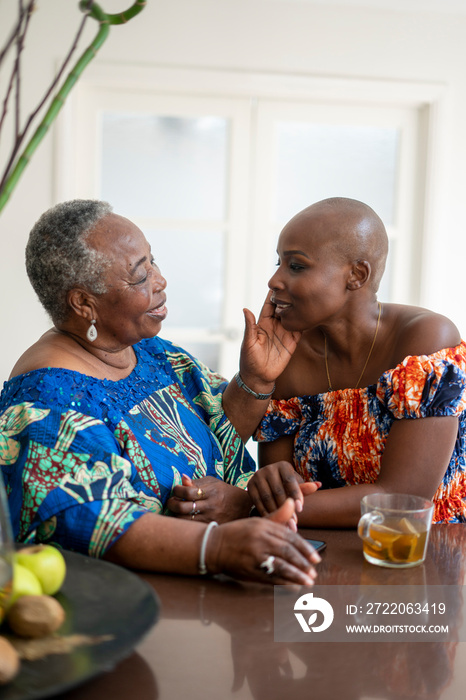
top-left (1, 0), bottom-right (466, 383)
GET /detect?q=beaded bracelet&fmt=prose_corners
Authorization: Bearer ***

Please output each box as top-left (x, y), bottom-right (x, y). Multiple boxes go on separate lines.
top-left (234, 372), bottom-right (275, 400)
top-left (199, 521), bottom-right (219, 575)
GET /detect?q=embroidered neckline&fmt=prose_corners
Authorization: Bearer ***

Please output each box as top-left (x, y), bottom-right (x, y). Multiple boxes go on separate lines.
top-left (0, 337), bottom-right (173, 422)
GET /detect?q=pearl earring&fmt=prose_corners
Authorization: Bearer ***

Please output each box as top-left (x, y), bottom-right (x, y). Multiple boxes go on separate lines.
top-left (86, 319), bottom-right (97, 342)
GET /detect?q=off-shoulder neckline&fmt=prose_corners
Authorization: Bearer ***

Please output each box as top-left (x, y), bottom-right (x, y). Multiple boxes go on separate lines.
top-left (271, 342), bottom-right (466, 402)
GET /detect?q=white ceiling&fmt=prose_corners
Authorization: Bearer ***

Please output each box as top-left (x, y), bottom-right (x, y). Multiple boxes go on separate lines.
top-left (265, 0), bottom-right (466, 15)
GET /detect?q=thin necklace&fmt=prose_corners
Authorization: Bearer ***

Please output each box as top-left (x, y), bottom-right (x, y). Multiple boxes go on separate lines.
top-left (324, 302), bottom-right (382, 391)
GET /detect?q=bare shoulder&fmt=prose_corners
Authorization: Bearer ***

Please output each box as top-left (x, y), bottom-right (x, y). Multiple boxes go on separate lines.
top-left (9, 329), bottom-right (89, 379)
top-left (384, 303), bottom-right (462, 361)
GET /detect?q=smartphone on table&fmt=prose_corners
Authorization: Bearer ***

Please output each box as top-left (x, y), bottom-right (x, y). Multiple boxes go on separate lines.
top-left (305, 539), bottom-right (327, 553)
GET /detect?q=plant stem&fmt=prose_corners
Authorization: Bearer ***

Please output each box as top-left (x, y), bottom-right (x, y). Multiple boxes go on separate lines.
top-left (0, 1), bottom-right (147, 214)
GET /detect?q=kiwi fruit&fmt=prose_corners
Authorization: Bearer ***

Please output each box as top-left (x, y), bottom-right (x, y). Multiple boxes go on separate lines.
top-left (7, 595), bottom-right (65, 638)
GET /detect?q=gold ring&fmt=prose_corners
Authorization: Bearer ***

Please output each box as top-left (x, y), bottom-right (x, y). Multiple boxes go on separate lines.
top-left (196, 487), bottom-right (204, 498)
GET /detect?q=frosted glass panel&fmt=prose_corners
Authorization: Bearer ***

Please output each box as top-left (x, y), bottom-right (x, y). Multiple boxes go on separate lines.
top-left (146, 229), bottom-right (224, 330)
top-left (101, 113), bottom-right (229, 220)
top-left (276, 123), bottom-right (399, 225)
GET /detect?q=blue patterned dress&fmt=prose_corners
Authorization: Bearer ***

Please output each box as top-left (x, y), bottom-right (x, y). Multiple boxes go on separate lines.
top-left (0, 336), bottom-right (255, 556)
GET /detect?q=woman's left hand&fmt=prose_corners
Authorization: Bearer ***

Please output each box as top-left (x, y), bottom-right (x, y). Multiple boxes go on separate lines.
top-left (167, 474), bottom-right (252, 524)
top-left (240, 290), bottom-right (302, 387)
top-left (248, 461), bottom-right (321, 518)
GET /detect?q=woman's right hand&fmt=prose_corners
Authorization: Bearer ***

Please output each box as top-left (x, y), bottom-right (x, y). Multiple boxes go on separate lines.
top-left (248, 461), bottom-right (321, 518)
top-left (205, 499), bottom-right (321, 585)
top-left (240, 290), bottom-right (302, 388)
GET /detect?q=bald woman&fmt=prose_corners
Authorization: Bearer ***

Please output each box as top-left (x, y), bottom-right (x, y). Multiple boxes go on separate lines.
top-left (248, 197), bottom-right (466, 526)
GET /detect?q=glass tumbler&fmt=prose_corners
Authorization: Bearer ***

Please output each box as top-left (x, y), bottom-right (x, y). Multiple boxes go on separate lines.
top-left (358, 493), bottom-right (434, 568)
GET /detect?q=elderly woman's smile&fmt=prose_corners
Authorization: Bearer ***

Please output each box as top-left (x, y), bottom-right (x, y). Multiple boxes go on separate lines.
top-left (147, 299), bottom-right (168, 320)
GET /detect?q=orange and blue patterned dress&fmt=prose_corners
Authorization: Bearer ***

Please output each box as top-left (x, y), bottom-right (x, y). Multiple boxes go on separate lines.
top-left (255, 342), bottom-right (466, 523)
top-left (0, 336), bottom-right (255, 557)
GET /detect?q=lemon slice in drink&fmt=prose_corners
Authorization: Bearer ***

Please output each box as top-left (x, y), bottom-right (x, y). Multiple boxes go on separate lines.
top-left (369, 523), bottom-right (402, 550)
top-left (388, 533), bottom-right (419, 563)
top-left (398, 517), bottom-right (419, 535)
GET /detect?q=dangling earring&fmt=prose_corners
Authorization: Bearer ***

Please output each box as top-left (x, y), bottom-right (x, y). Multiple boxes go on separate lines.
top-left (86, 319), bottom-right (97, 342)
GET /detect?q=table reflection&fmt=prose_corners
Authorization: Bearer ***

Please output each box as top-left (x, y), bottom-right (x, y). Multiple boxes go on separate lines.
top-left (137, 525), bottom-right (465, 700)
top-left (51, 525), bottom-right (466, 700)
top-left (54, 652), bottom-right (158, 700)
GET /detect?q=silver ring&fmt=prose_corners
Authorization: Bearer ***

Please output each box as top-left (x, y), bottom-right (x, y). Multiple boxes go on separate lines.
top-left (260, 555), bottom-right (275, 575)
top-left (191, 501), bottom-right (197, 513)
top-left (191, 509), bottom-right (201, 519)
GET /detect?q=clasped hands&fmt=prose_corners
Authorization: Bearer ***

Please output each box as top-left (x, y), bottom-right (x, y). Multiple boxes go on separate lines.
top-left (167, 463), bottom-right (321, 528)
top-left (168, 471), bottom-right (321, 586)
top-left (247, 461), bottom-right (321, 518)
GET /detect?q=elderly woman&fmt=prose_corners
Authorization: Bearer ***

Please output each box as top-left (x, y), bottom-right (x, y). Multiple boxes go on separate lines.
top-left (248, 197), bottom-right (466, 526)
top-left (0, 199), bottom-right (320, 584)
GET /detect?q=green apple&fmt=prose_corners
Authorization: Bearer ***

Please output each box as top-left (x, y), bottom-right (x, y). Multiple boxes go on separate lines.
top-left (15, 545), bottom-right (66, 596)
top-left (10, 563), bottom-right (42, 607)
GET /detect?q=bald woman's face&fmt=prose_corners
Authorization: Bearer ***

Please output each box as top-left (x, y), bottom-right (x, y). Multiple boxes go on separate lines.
top-left (268, 209), bottom-right (353, 331)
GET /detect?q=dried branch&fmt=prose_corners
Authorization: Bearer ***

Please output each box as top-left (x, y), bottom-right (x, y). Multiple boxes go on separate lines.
top-left (0, 1), bottom-right (33, 140)
top-left (0, 0), bottom-right (35, 67)
top-left (0, 4), bottom-right (90, 195)
top-left (14, 0), bottom-right (33, 138)
top-left (0, 1), bottom-right (147, 214)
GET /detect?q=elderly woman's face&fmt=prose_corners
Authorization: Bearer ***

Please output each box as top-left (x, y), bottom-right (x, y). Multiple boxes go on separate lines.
top-left (87, 214), bottom-right (167, 346)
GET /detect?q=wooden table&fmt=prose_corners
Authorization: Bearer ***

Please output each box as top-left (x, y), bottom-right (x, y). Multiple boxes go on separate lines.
top-left (57, 524), bottom-right (466, 700)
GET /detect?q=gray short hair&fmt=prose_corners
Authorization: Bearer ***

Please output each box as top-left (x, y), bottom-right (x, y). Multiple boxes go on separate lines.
top-left (26, 199), bottom-right (113, 323)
